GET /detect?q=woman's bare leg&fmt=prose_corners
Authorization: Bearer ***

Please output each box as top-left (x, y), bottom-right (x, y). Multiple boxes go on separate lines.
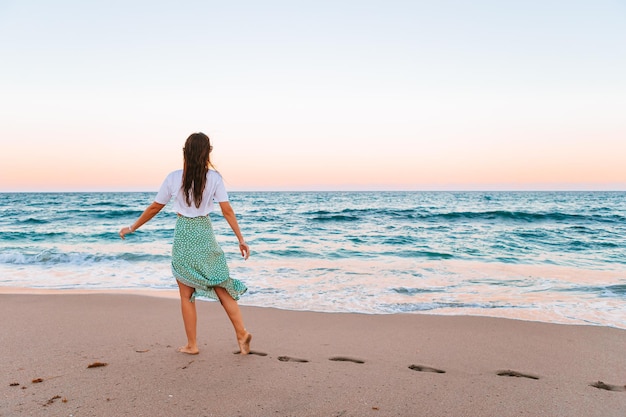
top-left (176, 281), bottom-right (199, 354)
top-left (214, 286), bottom-right (252, 354)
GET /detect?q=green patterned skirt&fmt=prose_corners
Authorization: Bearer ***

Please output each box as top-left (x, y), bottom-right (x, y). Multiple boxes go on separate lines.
top-left (172, 215), bottom-right (247, 302)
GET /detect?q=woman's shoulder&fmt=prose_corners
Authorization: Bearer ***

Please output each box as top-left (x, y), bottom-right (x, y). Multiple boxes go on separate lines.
top-left (159, 170), bottom-right (183, 189)
top-left (207, 169), bottom-right (223, 181)
top-left (165, 169), bottom-right (184, 180)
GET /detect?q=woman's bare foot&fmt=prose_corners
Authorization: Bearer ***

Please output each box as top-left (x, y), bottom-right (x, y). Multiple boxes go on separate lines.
top-left (238, 332), bottom-right (252, 355)
top-left (177, 345), bottom-right (199, 355)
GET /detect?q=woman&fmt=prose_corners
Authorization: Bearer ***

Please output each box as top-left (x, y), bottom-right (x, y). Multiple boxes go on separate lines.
top-left (119, 132), bottom-right (252, 355)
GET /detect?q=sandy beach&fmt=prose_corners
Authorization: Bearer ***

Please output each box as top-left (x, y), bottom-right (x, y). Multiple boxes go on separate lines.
top-left (2, 292), bottom-right (625, 417)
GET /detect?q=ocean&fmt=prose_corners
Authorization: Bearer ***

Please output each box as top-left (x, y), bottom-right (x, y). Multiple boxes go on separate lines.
top-left (1, 191), bottom-right (625, 328)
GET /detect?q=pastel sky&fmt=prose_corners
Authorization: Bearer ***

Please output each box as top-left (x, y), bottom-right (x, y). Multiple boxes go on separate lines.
top-left (1, 0), bottom-right (625, 191)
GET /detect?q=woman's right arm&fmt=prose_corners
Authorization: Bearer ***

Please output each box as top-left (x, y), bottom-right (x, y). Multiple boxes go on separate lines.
top-left (119, 202), bottom-right (165, 239)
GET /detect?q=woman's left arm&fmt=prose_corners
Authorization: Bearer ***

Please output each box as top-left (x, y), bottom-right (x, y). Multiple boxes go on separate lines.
top-left (219, 201), bottom-right (250, 260)
top-left (119, 201), bottom-right (165, 239)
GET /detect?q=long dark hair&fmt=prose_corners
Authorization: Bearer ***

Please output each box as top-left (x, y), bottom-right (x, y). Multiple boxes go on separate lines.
top-left (182, 132), bottom-right (212, 208)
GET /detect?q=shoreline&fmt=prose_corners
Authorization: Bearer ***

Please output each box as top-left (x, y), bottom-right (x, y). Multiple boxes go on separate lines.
top-left (1, 285), bottom-right (624, 330)
top-left (2, 292), bottom-right (626, 416)
top-left (0, 285), bottom-right (180, 299)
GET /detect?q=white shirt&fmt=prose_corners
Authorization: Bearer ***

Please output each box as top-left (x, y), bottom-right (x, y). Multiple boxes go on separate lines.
top-left (154, 169), bottom-right (229, 217)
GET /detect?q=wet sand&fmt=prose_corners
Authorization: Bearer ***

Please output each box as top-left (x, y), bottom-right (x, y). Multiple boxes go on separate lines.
top-left (2, 292), bottom-right (625, 416)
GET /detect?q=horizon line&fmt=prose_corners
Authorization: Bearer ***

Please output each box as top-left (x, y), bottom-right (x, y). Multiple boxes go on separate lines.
top-left (2, 188), bottom-right (625, 194)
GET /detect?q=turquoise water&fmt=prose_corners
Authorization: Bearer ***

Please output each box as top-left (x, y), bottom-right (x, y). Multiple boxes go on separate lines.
top-left (1, 191), bottom-right (625, 328)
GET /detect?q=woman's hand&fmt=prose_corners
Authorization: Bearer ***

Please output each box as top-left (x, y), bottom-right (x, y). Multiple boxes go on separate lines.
top-left (239, 241), bottom-right (250, 260)
top-left (119, 226), bottom-right (133, 240)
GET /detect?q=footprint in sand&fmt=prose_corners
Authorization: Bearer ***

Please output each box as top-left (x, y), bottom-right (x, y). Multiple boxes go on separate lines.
top-left (496, 370), bottom-right (539, 380)
top-left (590, 381), bottom-right (626, 392)
top-left (278, 356), bottom-right (309, 363)
top-left (408, 364), bottom-right (446, 374)
top-left (329, 356), bottom-right (365, 364)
